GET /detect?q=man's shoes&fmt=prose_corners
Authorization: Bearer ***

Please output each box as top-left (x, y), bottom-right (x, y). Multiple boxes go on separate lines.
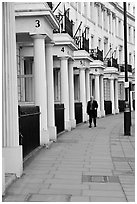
top-left (89, 125), bottom-right (92, 128)
top-left (94, 124), bottom-right (96, 127)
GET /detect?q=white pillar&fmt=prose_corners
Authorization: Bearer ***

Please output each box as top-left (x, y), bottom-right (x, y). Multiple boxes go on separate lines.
top-left (79, 68), bottom-right (87, 122)
top-left (95, 74), bottom-right (101, 117)
top-left (114, 79), bottom-right (119, 113)
top-left (68, 60), bottom-right (76, 128)
top-left (2, 2), bottom-right (23, 178)
top-left (45, 42), bottom-right (57, 141)
top-left (100, 75), bottom-right (105, 117)
top-left (32, 34), bottom-right (49, 145)
top-left (130, 91), bottom-right (133, 111)
top-left (110, 77), bottom-right (115, 114)
top-left (90, 75), bottom-right (93, 97)
top-left (85, 69), bottom-right (90, 102)
top-left (60, 57), bottom-right (71, 131)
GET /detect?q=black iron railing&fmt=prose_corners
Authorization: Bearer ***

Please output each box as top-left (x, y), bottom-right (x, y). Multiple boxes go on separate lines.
top-left (118, 100), bottom-right (125, 112)
top-left (118, 64), bottom-right (132, 72)
top-left (18, 106), bottom-right (40, 158)
top-left (65, 15), bottom-right (73, 37)
top-left (47, 2), bottom-right (53, 10)
top-left (54, 14), bottom-right (73, 38)
top-left (107, 57), bottom-right (118, 68)
top-left (54, 104), bottom-right (65, 134)
top-left (104, 101), bottom-right (112, 115)
top-left (89, 47), bottom-right (103, 61)
top-left (75, 36), bottom-right (89, 52)
top-left (75, 102), bottom-right (83, 124)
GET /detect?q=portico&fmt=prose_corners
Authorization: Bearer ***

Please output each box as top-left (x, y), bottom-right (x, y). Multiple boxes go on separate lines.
top-left (73, 50), bottom-right (92, 122)
top-left (90, 61), bottom-right (105, 117)
top-left (53, 33), bottom-right (78, 131)
top-left (15, 3), bottom-right (59, 146)
top-left (104, 67), bottom-right (119, 114)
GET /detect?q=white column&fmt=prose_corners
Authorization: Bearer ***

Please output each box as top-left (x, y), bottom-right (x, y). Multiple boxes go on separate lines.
top-left (2, 2), bottom-right (23, 178)
top-left (79, 68), bottom-right (87, 122)
top-left (130, 91), bottom-right (133, 111)
top-left (100, 75), bottom-right (105, 117)
top-left (68, 60), bottom-right (76, 128)
top-left (114, 79), bottom-right (119, 113)
top-left (60, 57), bottom-right (71, 131)
top-left (32, 34), bottom-right (49, 145)
top-left (45, 42), bottom-right (57, 141)
top-left (95, 74), bottom-right (101, 117)
top-left (110, 77), bottom-right (115, 114)
top-left (85, 69), bottom-right (90, 102)
top-left (90, 75), bottom-right (93, 97)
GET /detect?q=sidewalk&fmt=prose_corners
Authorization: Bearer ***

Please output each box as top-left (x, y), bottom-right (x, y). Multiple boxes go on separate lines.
top-left (3, 112), bottom-right (135, 202)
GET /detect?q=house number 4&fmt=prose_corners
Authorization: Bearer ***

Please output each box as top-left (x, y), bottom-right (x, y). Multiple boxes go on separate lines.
top-left (35, 20), bottom-right (41, 28)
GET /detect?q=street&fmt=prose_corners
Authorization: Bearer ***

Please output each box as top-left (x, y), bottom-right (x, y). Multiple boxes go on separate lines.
top-left (3, 112), bottom-right (135, 202)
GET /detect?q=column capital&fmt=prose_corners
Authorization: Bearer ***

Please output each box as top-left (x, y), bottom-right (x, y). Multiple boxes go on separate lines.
top-left (109, 77), bottom-right (115, 80)
top-left (59, 56), bottom-right (69, 61)
top-left (94, 73), bottom-right (100, 76)
top-left (79, 67), bottom-right (86, 71)
top-left (46, 41), bottom-right (55, 47)
top-left (85, 68), bottom-right (90, 72)
top-left (68, 58), bottom-right (75, 64)
top-left (30, 34), bottom-right (47, 39)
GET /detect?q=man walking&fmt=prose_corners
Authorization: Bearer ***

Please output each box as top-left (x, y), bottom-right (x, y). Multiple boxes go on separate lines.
top-left (87, 96), bottom-right (98, 128)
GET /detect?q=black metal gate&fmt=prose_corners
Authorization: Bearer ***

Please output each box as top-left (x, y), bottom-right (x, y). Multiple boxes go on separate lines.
top-left (18, 106), bottom-right (40, 158)
top-left (104, 101), bottom-right (112, 115)
top-left (118, 100), bottom-right (125, 112)
top-left (54, 104), bottom-right (64, 134)
top-left (133, 100), bottom-right (135, 110)
top-left (75, 102), bottom-right (83, 124)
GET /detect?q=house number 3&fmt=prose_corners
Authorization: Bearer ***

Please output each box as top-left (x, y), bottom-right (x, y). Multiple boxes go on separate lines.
top-left (35, 20), bottom-right (41, 28)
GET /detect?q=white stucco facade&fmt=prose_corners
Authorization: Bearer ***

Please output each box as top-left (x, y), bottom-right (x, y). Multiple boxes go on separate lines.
top-left (2, 2), bottom-right (135, 195)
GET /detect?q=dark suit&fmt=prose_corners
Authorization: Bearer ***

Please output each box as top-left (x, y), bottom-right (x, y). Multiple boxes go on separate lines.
top-left (87, 100), bottom-right (98, 127)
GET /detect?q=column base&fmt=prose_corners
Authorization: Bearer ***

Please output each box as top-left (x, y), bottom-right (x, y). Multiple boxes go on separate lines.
top-left (97, 110), bottom-right (102, 118)
top-left (40, 129), bottom-right (49, 146)
top-left (48, 126), bottom-right (57, 142)
top-left (65, 120), bottom-right (71, 131)
top-left (83, 113), bottom-right (88, 122)
top-left (2, 146), bottom-right (23, 178)
top-left (2, 158), bottom-right (5, 195)
top-left (100, 110), bottom-right (105, 117)
top-left (112, 109), bottom-right (115, 114)
top-left (115, 109), bottom-right (119, 114)
top-left (70, 119), bottom-right (76, 129)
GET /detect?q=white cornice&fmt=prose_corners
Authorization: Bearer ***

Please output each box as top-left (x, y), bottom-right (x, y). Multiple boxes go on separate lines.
top-left (109, 2), bottom-right (135, 21)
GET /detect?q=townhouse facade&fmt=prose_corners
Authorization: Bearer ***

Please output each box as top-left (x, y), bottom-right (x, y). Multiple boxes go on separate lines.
top-left (2, 2), bottom-right (135, 194)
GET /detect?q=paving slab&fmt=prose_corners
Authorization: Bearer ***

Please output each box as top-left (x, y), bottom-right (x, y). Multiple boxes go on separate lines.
top-left (3, 112), bottom-right (135, 202)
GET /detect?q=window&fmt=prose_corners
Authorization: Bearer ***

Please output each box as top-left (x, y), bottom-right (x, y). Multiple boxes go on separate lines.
top-left (17, 57), bottom-right (34, 102)
top-left (133, 28), bottom-right (135, 44)
top-left (119, 46), bottom-right (123, 64)
top-left (128, 26), bottom-right (131, 42)
top-left (74, 74), bottom-right (80, 101)
top-left (84, 2), bottom-right (87, 17)
top-left (134, 54), bottom-right (135, 68)
top-left (54, 69), bottom-right (61, 102)
top-left (78, 2), bottom-right (81, 13)
top-left (109, 14), bottom-right (111, 32)
top-left (133, 6), bottom-right (135, 15)
top-left (118, 19), bottom-right (121, 37)
top-left (97, 5), bottom-right (101, 26)
top-left (129, 53), bottom-right (132, 65)
top-left (91, 35), bottom-right (94, 48)
top-left (103, 10), bottom-right (106, 29)
top-left (128, 3), bottom-right (130, 11)
top-left (115, 17), bottom-right (117, 36)
top-left (98, 38), bottom-right (101, 49)
top-left (90, 2), bottom-right (93, 20)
